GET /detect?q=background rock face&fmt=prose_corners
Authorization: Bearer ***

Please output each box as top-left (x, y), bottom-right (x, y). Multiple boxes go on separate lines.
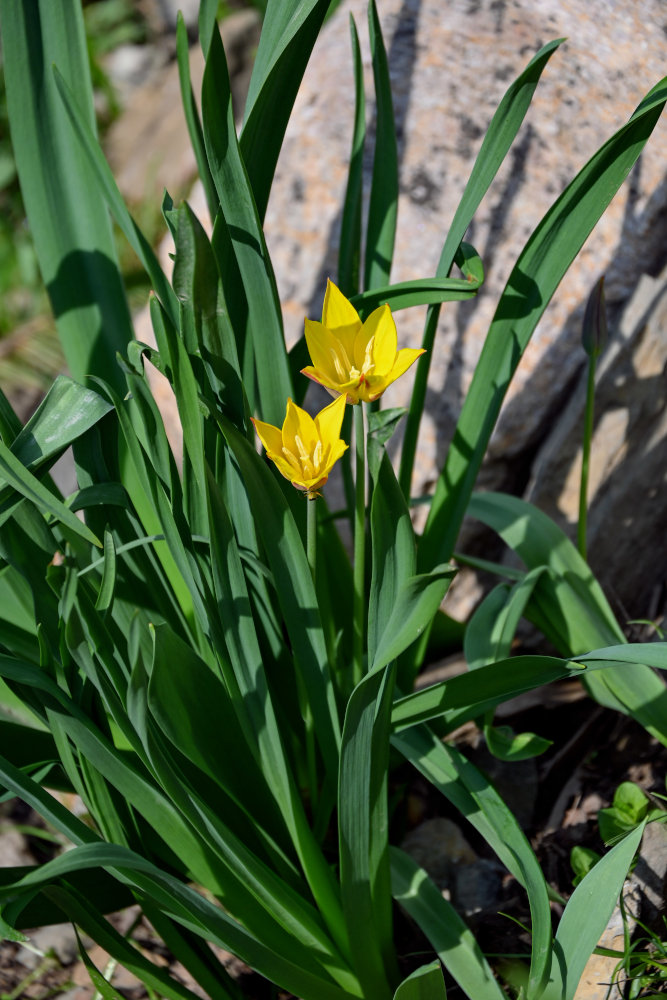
top-left (263, 0), bottom-right (667, 618)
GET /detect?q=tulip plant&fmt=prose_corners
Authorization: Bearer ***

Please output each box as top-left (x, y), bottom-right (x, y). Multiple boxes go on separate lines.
top-left (0, 2), bottom-right (666, 999)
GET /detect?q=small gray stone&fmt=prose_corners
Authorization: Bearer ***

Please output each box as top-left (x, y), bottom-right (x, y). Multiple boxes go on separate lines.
top-left (17, 922), bottom-right (79, 968)
top-left (401, 817), bottom-right (478, 890)
top-left (0, 827), bottom-right (33, 868)
top-left (453, 858), bottom-right (504, 916)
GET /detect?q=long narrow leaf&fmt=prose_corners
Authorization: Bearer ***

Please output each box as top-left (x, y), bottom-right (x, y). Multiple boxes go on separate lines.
top-left (338, 15), bottom-right (366, 297)
top-left (52, 70), bottom-right (178, 328)
top-left (0, 0), bottom-right (133, 390)
top-left (392, 727), bottom-right (552, 994)
top-left (176, 12), bottom-right (219, 224)
top-left (240, 0), bottom-right (332, 223)
top-left (0, 842), bottom-right (360, 1000)
top-left (391, 847), bottom-right (506, 1000)
top-left (339, 666), bottom-right (397, 998)
top-left (364, 0), bottom-right (398, 291)
top-left (467, 492), bottom-right (667, 743)
top-left (542, 823), bottom-right (645, 1000)
top-left (220, 420), bottom-right (342, 778)
top-left (202, 23), bottom-right (292, 424)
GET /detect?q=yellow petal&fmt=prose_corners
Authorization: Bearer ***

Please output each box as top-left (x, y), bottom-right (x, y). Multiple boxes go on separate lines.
top-left (314, 392), bottom-right (347, 448)
top-left (322, 279), bottom-right (361, 329)
top-left (272, 453), bottom-right (304, 484)
top-left (251, 416), bottom-right (285, 459)
top-left (388, 346), bottom-right (426, 383)
top-left (283, 398), bottom-right (318, 454)
top-left (361, 304), bottom-right (397, 376)
top-left (301, 366), bottom-right (361, 403)
top-left (304, 319), bottom-right (340, 383)
top-left (321, 437), bottom-right (349, 474)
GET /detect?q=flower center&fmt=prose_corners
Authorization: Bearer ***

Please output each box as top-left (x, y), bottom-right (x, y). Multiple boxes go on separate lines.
top-left (283, 435), bottom-right (323, 480)
top-left (329, 334), bottom-right (375, 383)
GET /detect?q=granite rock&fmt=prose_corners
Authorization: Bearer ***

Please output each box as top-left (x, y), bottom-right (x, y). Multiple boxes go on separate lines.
top-left (527, 265), bottom-right (667, 617)
top-left (263, 0), bottom-right (667, 503)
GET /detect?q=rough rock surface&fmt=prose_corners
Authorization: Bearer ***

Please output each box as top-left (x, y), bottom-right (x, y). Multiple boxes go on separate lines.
top-left (262, 0), bottom-right (666, 614)
top-left (528, 265), bottom-right (667, 618)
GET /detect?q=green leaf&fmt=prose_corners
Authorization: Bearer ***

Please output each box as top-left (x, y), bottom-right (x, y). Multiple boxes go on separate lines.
top-left (94, 528), bottom-right (116, 614)
top-left (0, 841), bottom-right (359, 1000)
top-left (367, 408), bottom-right (407, 447)
top-left (391, 848), bottom-right (505, 1000)
top-left (421, 76), bottom-right (667, 568)
top-left (464, 567), bottom-right (548, 671)
top-left (392, 726), bottom-right (552, 995)
top-left (364, 0), bottom-right (398, 291)
top-left (483, 724), bottom-right (552, 763)
top-left (612, 781), bottom-right (649, 823)
top-left (202, 21), bottom-right (292, 425)
top-left (220, 420), bottom-right (342, 780)
top-left (52, 68), bottom-right (178, 329)
top-left (169, 203), bottom-right (247, 432)
top-left (0, 439), bottom-right (100, 546)
top-left (71, 926), bottom-right (125, 1000)
top-left (543, 823), bottom-right (645, 1000)
top-left (339, 666), bottom-right (397, 999)
top-left (598, 782), bottom-right (648, 845)
top-left (370, 565), bottom-right (456, 673)
top-left (368, 448), bottom-right (416, 670)
top-left (0, 656), bottom-right (229, 897)
top-left (467, 492), bottom-right (667, 744)
top-left (176, 12), bottom-right (219, 225)
top-left (241, 0), bottom-right (332, 223)
top-left (338, 15), bottom-right (365, 298)
top-left (141, 635), bottom-right (355, 994)
top-left (391, 653), bottom-right (579, 734)
top-left (570, 846), bottom-right (601, 888)
top-left (10, 377), bottom-right (113, 471)
top-left (351, 275), bottom-right (481, 317)
top-left (399, 39), bottom-right (563, 496)
top-left (0, 0), bottom-right (134, 390)
top-left (393, 961), bottom-right (447, 1000)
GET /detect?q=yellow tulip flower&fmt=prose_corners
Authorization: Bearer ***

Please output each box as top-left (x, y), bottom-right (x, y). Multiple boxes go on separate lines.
top-left (252, 394), bottom-right (348, 499)
top-left (301, 279), bottom-right (425, 404)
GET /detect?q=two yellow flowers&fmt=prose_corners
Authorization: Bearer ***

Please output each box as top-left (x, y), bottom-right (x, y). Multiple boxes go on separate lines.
top-left (252, 280), bottom-right (425, 498)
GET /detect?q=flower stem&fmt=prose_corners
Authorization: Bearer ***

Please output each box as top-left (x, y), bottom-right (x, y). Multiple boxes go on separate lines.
top-left (307, 494), bottom-right (317, 582)
top-left (353, 403), bottom-right (366, 686)
top-left (578, 354), bottom-right (596, 560)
